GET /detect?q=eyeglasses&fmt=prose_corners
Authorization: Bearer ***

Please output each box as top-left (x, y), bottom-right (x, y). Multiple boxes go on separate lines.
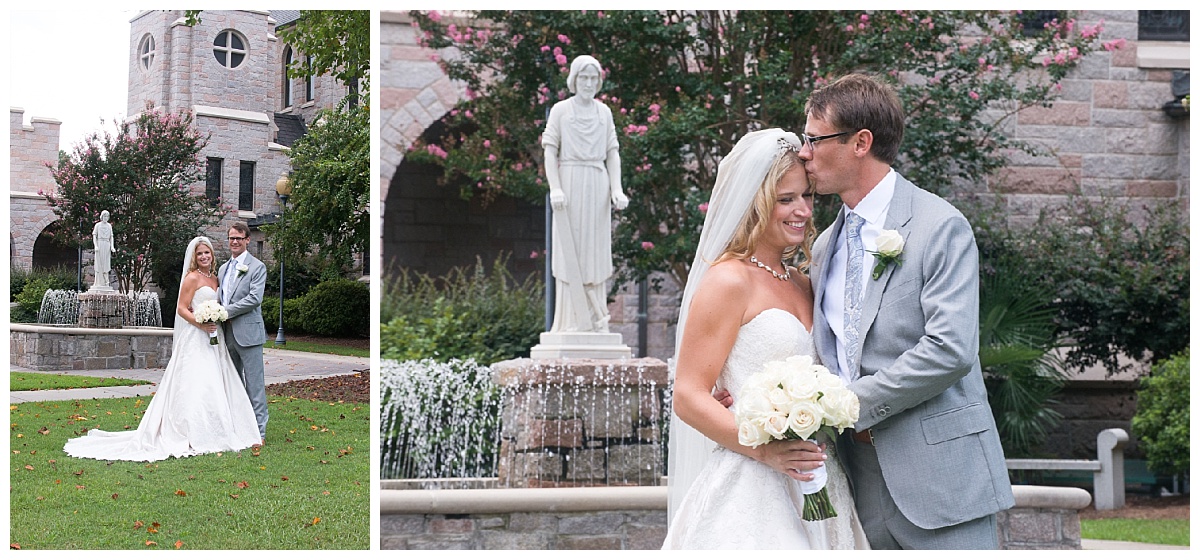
top-left (228, 236), bottom-right (248, 241)
top-left (800, 131), bottom-right (853, 151)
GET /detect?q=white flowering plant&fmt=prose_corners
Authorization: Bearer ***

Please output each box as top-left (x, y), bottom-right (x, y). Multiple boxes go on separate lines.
top-left (868, 229), bottom-right (905, 280)
top-left (734, 354), bottom-right (859, 520)
top-left (193, 300), bottom-right (229, 345)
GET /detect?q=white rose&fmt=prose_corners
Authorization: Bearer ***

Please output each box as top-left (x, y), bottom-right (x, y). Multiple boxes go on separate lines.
top-left (786, 400), bottom-right (824, 440)
top-left (875, 229), bottom-right (905, 257)
top-left (738, 418), bottom-right (771, 448)
top-left (762, 412), bottom-right (790, 439)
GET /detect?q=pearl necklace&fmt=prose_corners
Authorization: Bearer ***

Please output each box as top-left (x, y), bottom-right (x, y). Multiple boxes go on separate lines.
top-left (750, 256), bottom-right (791, 281)
top-left (199, 269), bottom-right (213, 278)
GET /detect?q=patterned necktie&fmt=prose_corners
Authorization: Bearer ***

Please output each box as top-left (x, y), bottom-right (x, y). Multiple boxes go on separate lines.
top-left (844, 212), bottom-right (866, 379)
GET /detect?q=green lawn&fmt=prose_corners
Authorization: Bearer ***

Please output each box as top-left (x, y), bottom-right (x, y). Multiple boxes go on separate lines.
top-left (265, 340), bottom-right (369, 358)
top-left (12, 371), bottom-right (151, 392)
top-left (10, 393), bottom-right (370, 549)
top-left (1082, 518), bottom-right (1189, 546)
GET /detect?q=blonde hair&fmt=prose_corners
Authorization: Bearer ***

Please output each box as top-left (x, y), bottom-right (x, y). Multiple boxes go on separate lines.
top-left (716, 149), bottom-right (815, 268)
top-left (189, 238), bottom-right (215, 275)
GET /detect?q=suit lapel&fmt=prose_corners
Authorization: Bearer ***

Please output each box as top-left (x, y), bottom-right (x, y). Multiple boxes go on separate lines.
top-left (857, 176), bottom-right (915, 347)
top-left (812, 209), bottom-right (845, 368)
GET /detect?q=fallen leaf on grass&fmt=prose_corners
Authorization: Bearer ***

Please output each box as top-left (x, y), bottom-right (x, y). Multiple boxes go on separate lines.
top-left (10, 543), bottom-right (20, 549)
top-left (229, 494), bottom-right (239, 499)
top-left (73, 469), bottom-right (84, 476)
top-left (24, 465), bottom-right (33, 471)
top-left (145, 541), bottom-right (157, 547)
top-left (112, 494), bottom-right (119, 500)
top-left (38, 427), bottom-right (49, 435)
top-left (175, 540), bottom-right (183, 549)
top-left (235, 481), bottom-right (250, 489)
top-left (311, 517), bottom-right (321, 526)
top-left (75, 485), bottom-right (85, 490)
top-left (322, 491), bottom-right (330, 496)
top-left (175, 489), bottom-right (187, 497)
top-left (281, 476), bottom-right (289, 481)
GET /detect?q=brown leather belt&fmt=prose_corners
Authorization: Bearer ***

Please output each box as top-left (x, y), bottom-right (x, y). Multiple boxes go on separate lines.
top-left (849, 428), bottom-right (874, 446)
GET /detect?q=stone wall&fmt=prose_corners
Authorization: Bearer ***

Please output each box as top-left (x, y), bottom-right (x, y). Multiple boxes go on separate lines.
top-left (379, 485), bottom-right (1091, 550)
top-left (9, 108), bottom-right (63, 272)
top-left (10, 325), bottom-right (174, 370)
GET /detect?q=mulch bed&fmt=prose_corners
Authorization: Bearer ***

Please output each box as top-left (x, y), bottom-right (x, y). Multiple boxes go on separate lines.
top-left (266, 369), bottom-right (371, 403)
top-left (1078, 493), bottom-right (1190, 520)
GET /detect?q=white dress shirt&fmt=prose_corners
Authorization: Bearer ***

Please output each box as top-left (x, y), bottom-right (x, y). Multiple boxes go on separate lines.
top-left (221, 253), bottom-right (245, 305)
top-left (822, 169), bottom-right (897, 383)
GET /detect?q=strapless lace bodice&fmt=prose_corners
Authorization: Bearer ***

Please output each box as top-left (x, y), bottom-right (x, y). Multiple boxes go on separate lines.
top-left (718, 308), bottom-right (815, 408)
top-left (193, 285), bottom-right (218, 307)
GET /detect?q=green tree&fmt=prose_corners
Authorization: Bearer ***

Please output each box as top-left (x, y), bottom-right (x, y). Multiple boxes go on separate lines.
top-left (407, 10), bottom-right (1108, 288)
top-left (44, 103), bottom-right (227, 295)
top-left (1132, 350), bottom-right (1189, 478)
top-left (276, 10), bottom-right (371, 107)
top-left (269, 100), bottom-right (370, 278)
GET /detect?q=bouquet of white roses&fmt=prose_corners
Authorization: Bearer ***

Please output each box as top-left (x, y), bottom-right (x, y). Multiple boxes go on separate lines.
top-left (193, 300), bottom-right (229, 345)
top-left (734, 354), bottom-right (860, 521)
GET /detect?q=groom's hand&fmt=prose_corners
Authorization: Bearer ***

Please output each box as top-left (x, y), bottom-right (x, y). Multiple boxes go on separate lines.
top-left (712, 389), bottom-right (733, 408)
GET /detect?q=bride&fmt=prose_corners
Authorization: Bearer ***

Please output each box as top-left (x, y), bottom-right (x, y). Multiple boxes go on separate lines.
top-left (662, 129), bottom-right (869, 549)
top-left (64, 236), bottom-right (262, 461)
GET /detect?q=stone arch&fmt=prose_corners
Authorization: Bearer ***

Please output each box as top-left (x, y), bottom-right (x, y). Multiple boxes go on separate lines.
top-left (31, 220), bottom-right (79, 271)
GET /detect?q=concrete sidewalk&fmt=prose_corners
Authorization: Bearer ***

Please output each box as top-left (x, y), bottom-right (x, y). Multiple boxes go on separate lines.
top-left (1082, 539), bottom-right (1189, 550)
top-left (10, 347), bottom-right (370, 404)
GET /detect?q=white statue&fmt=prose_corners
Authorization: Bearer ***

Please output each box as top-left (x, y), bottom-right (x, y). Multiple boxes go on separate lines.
top-left (542, 55), bottom-right (630, 333)
top-left (91, 210), bottom-right (114, 290)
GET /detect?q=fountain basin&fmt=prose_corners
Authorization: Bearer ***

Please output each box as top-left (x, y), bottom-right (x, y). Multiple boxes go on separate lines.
top-left (378, 483), bottom-right (1091, 549)
top-left (10, 323), bottom-right (173, 370)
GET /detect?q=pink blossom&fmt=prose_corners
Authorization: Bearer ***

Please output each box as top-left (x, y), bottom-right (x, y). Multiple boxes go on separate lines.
top-left (675, 86), bottom-right (682, 93)
top-left (597, 11), bottom-right (604, 18)
top-left (1102, 38), bottom-right (1126, 51)
top-left (488, 154), bottom-right (497, 162)
top-left (846, 24), bottom-right (855, 32)
top-left (698, 202), bottom-right (709, 214)
top-left (641, 241), bottom-right (655, 250)
top-left (861, 14), bottom-right (869, 22)
top-left (555, 54), bottom-right (568, 66)
top-left (465, 110), bottom-right (473, 118)
top-left (483, 140), bottom-right (491, 148)
top-left (557, 34), bottom-right (570, 44)
top-left (425, 144), bottom-right (448, 159)
top-left (530, 251), bottom-right (540, 259)
top-left (541, 45), bottom-right (551, 52)
top-left (427, 11), bottom-right (441, 22)
top-left (968, 91), bottom-right (980, 100)
top-left (649, 103), bottom-right (661, 114)
top-left (647, 114), bottom-right (660, 123)
top-left (553, 46), bottom-right (563, 56)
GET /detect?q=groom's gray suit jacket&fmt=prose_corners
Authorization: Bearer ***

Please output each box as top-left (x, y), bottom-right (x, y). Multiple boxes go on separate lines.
top-left (218, 253), bottom-right (267, 347)
top-left (811, 174), bottom-right (1014, 530)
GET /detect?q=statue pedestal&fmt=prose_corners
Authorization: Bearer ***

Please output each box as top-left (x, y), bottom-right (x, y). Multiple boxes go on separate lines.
top-left (491, 357), bottom-right (668, 487)
top-left (77, 292), bottom-right (125, 328)
top-left (529, 332), bottom-right (633, 360)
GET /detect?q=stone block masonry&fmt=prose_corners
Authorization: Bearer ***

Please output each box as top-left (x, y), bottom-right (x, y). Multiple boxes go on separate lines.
top-left (10, 325), bottom-right (174, 371)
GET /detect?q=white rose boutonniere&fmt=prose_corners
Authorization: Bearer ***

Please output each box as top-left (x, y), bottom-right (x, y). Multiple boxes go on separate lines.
top-left (868, 230), bottom-right (904, 280)
top-left (236, 262), bottom-right (249, 277)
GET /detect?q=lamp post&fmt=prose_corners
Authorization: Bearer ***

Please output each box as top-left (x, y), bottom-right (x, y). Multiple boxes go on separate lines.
top-left (274, 172), bottom-right (293, 346)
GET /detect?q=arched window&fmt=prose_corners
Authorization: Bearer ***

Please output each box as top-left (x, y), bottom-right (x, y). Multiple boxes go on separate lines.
top-left (138, 34), bottom-right (156, 71)
top-left (213, 29), bottom-right (248, 68)
top-left (282, 45), bottom-right (294, 108)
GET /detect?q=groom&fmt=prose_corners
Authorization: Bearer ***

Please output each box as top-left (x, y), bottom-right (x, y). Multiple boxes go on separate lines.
top-left (218, 222), bottom-right (269, 443)
top-left (803, 74), bottom-right (1013, 549)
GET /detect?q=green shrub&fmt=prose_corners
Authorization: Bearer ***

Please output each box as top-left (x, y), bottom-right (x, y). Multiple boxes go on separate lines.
top-left (297, 278), bottom-right (370, 337)
top-left (971, 197), bottom-right (1188, 374)
top-left (1132, 350), bottom-right (1189, 477)
top-left (262, 295), bottom-right (306, 334)
top-left (381, 254), bottom-right (542, 363)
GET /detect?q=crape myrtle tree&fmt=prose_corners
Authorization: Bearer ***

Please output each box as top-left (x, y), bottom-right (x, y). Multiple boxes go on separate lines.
top-left (406, 10), bottom-right (1112, 288)
top-left (44, 102), bottom-right (228, 296)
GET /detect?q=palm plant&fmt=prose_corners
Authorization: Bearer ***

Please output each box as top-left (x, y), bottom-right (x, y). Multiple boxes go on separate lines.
top-left (979, 269), bottom-right (1067, 458)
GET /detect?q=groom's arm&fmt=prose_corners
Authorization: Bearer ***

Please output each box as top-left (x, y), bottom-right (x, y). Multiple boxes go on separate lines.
top-left (849, 213), bottom-right (981, 430)
top-left (224, 261), bottom-right (267, 320)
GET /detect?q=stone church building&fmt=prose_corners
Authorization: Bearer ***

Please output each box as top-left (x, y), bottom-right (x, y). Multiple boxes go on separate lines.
top-left (10, 9), bottom-right (350, 280)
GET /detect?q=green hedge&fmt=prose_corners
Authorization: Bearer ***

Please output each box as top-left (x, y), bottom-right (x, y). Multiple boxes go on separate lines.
top-left (261, 278), bottom-right (369, 337)
top-left (381, 255), bottom-right (542, 364)
top-left (1132, 350), bottom-right (1189, 478)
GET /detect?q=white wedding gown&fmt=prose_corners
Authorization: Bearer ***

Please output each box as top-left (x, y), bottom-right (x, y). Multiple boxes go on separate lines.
top-left (663, 308), bottom-right (870, 549)
top-left (64, 286), bottom-right (262, 461)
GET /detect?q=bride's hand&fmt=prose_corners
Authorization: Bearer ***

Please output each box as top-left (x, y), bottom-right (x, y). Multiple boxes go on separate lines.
top-left (753, 439), bottom-right (827, 482)
top-left (201, 322), bottom-right (218, 334)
